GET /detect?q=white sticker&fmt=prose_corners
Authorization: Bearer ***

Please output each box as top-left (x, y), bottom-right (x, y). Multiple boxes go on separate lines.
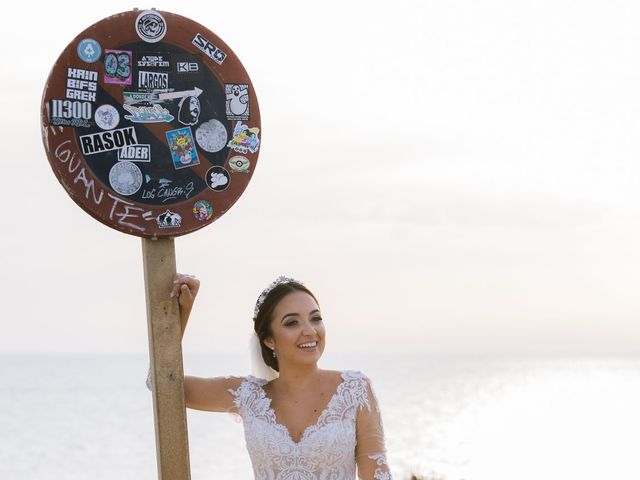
top-left (94, 104), bottom-right (120, 130)
top-left (135, 11), bottom-right (167, 43)
top-left (109, 161), bottom-right (143, 196)
top-left (195, 119), bottom-right (228, 153)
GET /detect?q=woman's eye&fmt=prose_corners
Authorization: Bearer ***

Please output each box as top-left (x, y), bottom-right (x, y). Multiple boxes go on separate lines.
top-left (312, 317), bottom-right (323, 322)
top-left (285, 320), bottom-right (298, 327)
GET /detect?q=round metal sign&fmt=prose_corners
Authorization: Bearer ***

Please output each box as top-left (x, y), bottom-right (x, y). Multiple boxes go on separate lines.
top-left (41, 10), bottom-right (261, 238)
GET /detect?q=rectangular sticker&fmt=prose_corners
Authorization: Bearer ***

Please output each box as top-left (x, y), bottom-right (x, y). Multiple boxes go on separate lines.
top-left (104, 49), bottom-right (133, 85)
top-left (166, 127), bottom-right (200, 169)
top-left (79, 127), bottom-right (138, 155)
top-left (118, 144), bottom-right (151, 162)
top-left (192, 33), bottom-right (227, 65)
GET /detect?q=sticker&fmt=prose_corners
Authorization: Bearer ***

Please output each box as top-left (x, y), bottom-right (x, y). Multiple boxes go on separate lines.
top-left (195, 119), bottom-right (227, 152)
top-left (79, 127), bottom-right (138, 155)
top-left (104, 49), bottom-right (132, 85)
top-left (178, 95), bottom-right (201, 126)
top-left (192, 33), bottom-right (227, 65)
top-left (138, 70), bottom-right (169, 90)
top-left (123, 91), bottom-right (159, 104)
top-left (193, 200), bottom-right (213, 221)
top-left (156, 209), bottom-right (182, 228)
top-left (166, 127), bottom-right (199, 169)
top-left (66, 68), bottom-right (98, 102)
top-left (118, 144), bottom-right (151, 162)
top-left (205, 166), bottom-right (230, 192)
top-left (173, 54), bottom-right (202, 78)
top-left (225, 84), bottom-right (249, 120)
top-left (136, 53), bottom-right (170, 70)
top-left (77, 39), bottom-right (102, 63)
top-left (228, 155), bottom-right (250, 173)
top-left (136, 11), bottom-right (167, 43)
top-left (176, 61), bottom-right (198, 73)
top-left (141, 178), bottom-right (195, 202)
top-left (109, 161), bottom-right (143, 196)
top-left (94, 104), bottom-right (120, 130)
top-left (157, 87), bottom-right (202, 102)
top-left (227, 121), bottom-right (260, 154)
top-left (123, 104), bottom-right (174, 123)
top-left (49, 99), bottom-right (92, 127)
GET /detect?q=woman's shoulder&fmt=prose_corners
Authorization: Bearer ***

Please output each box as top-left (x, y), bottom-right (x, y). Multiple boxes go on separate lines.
top-left (341, 369), bottom-right (369, 379)
top-left (227, 374), bottom-right (268, 394)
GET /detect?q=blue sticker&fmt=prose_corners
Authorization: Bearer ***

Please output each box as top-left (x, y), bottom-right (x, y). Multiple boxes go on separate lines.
top-left (77, 39), bottom-right (102, 63)
top-left (166, 127), bottom-right (200, 170)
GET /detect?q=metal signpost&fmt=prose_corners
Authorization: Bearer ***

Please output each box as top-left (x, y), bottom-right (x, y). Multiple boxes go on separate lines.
top-left (40, 9), bottom-right (261, 479)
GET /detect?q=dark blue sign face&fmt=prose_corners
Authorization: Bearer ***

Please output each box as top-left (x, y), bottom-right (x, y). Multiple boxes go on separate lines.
top-left (42, 10), bottom-right (261, 238)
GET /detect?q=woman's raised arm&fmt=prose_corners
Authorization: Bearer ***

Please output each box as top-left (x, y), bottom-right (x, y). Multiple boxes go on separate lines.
top-left (167, 274), bottom-right (246, 412)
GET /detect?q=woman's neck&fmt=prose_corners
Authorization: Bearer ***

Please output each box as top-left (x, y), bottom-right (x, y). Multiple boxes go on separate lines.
top-left (274, 363), bottom-right (321, 393)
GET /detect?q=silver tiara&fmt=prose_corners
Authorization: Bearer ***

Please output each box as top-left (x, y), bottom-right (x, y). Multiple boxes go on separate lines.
top-left (253, 275), bottom-right (302, 320)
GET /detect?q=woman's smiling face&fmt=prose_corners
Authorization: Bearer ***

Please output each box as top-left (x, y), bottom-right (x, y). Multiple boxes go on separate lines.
top-left (264, 290), bottom-right (325, 367)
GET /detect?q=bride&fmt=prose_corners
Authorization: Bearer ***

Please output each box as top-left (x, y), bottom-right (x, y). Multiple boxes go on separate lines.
top-left (161, 273), bottom-right (393, 479)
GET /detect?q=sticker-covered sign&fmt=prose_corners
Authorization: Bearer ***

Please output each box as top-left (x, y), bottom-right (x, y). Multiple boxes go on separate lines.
top-left (41, 9), bottom-right (261, 238)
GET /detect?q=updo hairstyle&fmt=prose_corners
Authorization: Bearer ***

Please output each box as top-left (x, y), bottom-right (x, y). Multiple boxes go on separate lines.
top-left (253, 281), bottom-right (319, 372)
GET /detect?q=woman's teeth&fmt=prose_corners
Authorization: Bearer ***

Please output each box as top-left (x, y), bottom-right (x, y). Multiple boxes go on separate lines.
top-left (298, 342), bottom-right (317, 348)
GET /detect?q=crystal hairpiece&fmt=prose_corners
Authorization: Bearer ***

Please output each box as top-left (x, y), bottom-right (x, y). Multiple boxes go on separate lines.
top-left (253, 275), bottom-right (302, 320)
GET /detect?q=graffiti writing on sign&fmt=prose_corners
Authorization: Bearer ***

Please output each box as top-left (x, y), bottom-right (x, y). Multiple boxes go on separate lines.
top-left (192, 33), bottom-right (227, 65)
top-left (54, 139), bottom-right (104, 205)
top-left (52, 136), bottom-right (155, 232)
top-left (79, 127), bottom-right (138, 155)
top-left (141, 178), bottom-right (195, 203)
top-left (108, 193), bottom-right (156, 231)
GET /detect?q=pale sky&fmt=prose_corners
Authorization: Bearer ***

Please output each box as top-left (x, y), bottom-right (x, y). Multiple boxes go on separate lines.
top-left (1, 0), bottom-right (639, 355)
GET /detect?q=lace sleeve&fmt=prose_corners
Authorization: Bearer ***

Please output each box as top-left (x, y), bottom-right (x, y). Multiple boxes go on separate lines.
top-left (355, 376), bottom-right (392, 480)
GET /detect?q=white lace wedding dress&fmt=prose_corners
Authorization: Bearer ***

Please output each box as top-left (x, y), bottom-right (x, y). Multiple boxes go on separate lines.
top-left (228, 370), bottom-right (392, 480)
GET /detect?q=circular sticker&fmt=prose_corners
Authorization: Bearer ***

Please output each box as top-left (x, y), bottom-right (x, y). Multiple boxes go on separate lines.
top-left (77, 38), bottom-right (101, 63)
top-left (205, 166), bottom-right (230, 192)
top-left (109, 161), bottom-right (143, 196)
top-left (136, 10), bottom-right (167, 43)
top-left (228, 155), bottom-right (250, 173)
top-left (193, 200), bottom-right (213, 221)
top-left (94, 104), bottom-right (120, 130)
top-left (196, 118), bottom-right (228, 152)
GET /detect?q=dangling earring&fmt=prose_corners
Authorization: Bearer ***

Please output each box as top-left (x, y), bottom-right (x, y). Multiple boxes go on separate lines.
top-left (272, 349), bottom-right (277, 358)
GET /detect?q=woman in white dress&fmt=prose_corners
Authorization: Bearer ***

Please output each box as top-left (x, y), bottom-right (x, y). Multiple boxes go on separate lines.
top-left (167, 274), bottom-right (393, 480)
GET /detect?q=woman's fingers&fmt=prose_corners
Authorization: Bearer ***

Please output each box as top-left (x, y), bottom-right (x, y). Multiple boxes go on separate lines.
top-left (179, 283), bottom-right (194, 304)
top-left (170, 273), bottom-right (200, 298)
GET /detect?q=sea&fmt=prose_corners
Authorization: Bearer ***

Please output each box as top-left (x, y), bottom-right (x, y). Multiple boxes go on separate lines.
top-left (1, 352), bottom-right (639, 480)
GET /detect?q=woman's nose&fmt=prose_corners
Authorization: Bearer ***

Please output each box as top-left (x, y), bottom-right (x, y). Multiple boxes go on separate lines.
top-left (302, 321), bottom-right (317, 335)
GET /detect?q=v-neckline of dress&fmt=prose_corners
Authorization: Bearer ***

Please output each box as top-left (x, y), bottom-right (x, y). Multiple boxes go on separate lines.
top-left (257, 371), bottom-right (347, 445)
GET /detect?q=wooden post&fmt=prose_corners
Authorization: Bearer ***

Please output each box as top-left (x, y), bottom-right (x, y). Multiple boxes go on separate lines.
top-left (142, 238), bottom-right (191, 480)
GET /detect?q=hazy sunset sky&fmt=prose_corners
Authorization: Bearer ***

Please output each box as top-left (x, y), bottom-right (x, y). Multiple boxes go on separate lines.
top-left (2, 0), bottom-right (639, 356)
